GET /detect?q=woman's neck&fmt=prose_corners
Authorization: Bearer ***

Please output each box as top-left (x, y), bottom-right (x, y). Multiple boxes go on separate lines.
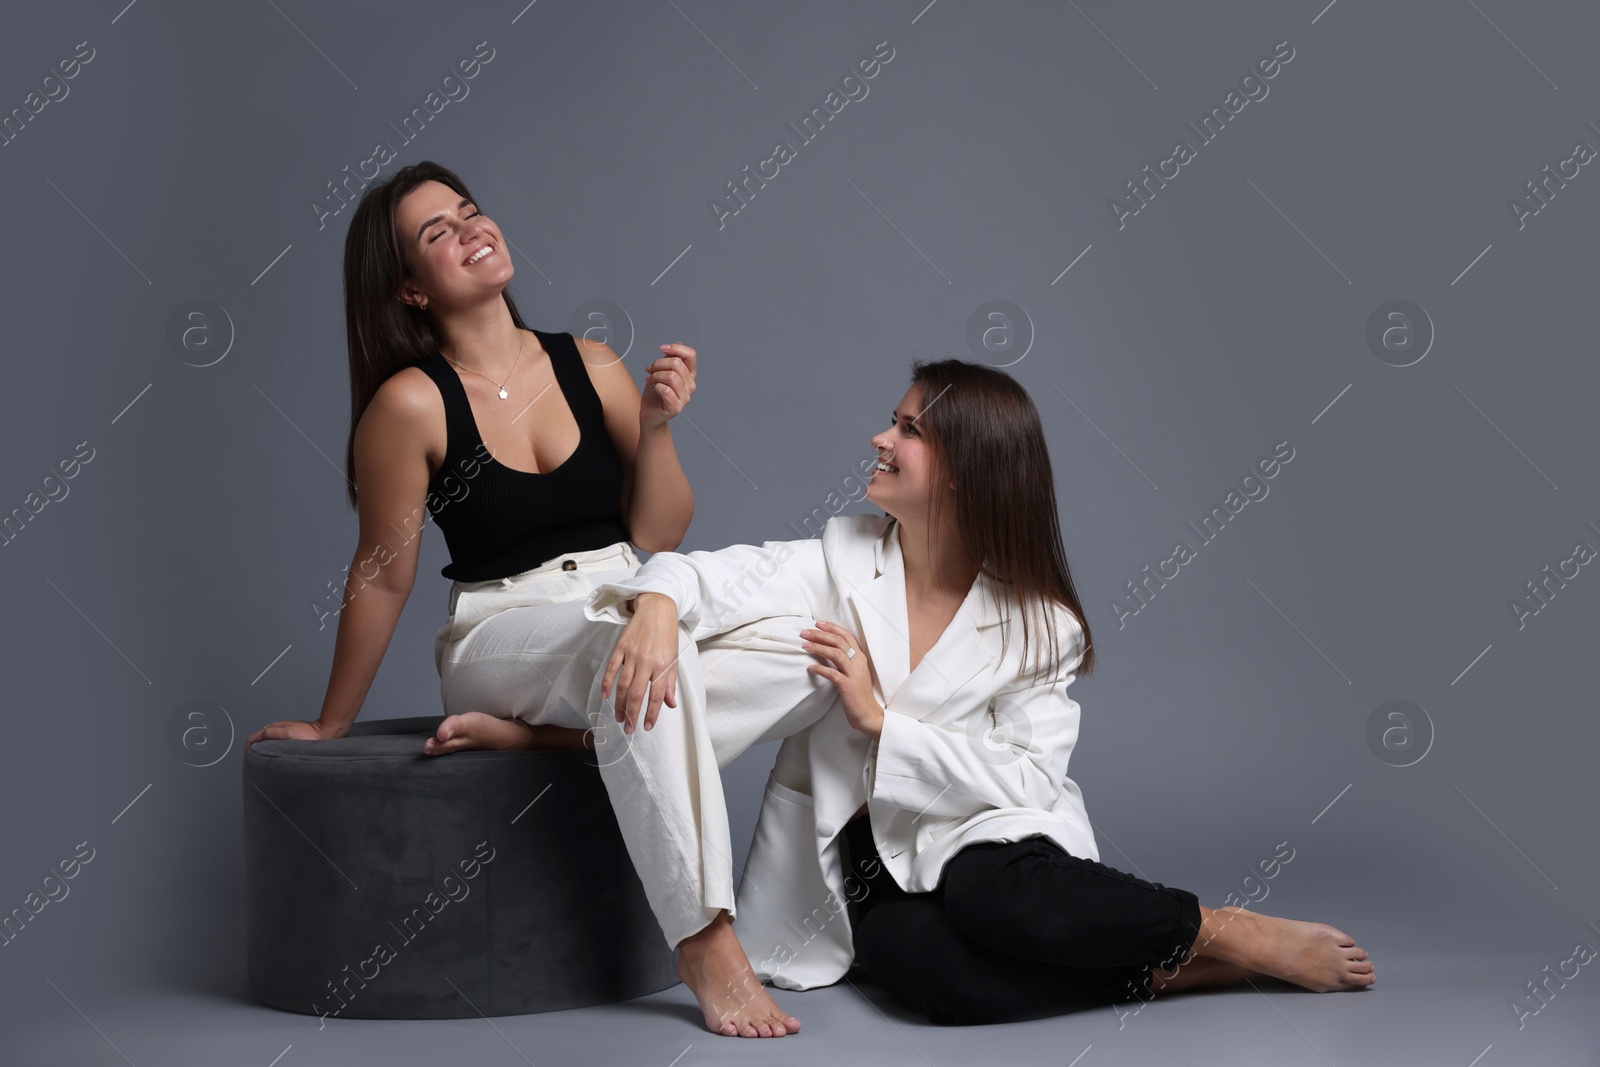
top-left (893, 512), bottom-right (979, 600)
top-left (435, 302), bottom-right (523, 375)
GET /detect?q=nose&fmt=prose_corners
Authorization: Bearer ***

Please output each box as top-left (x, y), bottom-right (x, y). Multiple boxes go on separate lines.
top-left (459, 226), bottom-right (492, 259)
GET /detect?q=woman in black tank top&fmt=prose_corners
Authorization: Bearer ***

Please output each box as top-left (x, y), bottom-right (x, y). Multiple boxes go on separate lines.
top-left (236, 132), bottom-right (828, 1047)
top-left (247, 161), bottom-right (823, 1041)
top-left (246, 160), bottom-right (697, 751)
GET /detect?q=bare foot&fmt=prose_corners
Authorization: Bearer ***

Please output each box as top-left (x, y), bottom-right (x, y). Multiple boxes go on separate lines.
top-left (423, 711), bottom-right (538, 755)
top-left (675, 912), bottom-right (801, 1038)
top-left (1195, 905), bottom-right (1375, 993)
top-left (1146, 955), bottom-right (1263, 996)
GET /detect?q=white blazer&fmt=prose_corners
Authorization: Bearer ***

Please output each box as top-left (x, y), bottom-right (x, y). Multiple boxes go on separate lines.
top-left (584, 513), bottom-right (1098, 990)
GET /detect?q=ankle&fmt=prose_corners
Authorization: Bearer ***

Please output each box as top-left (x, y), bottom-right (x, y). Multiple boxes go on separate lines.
top-left (506, 719), bottom-right (542, 751)
top-left (677, 911), bottom-right (734, 955)
top-left (519, 723), bottom-right (581, 752)
top-left (1191, 904), bottom-right (1254, 965)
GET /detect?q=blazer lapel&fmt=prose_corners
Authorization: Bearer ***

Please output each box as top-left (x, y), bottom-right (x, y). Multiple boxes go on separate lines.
top-left (845, 521), bottom-right (1006, 721)
top-left (887, 572), bottom-right (1003, 724)
top-left (844, 525), bottom-right (910, 707)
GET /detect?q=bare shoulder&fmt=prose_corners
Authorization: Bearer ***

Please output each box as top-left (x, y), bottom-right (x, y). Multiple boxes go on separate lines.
top-left (570, 336), bottom-right (640, 431)
top-left (571, 336), bottom-right (636, 391)
top-left (365, 365), bottom-right (442, 427)
top-left (359, 365), bottom-right (445, 470)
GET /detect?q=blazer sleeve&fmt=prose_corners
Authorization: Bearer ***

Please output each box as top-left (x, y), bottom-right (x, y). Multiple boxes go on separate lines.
top-left (868, 608), bottom-right (1087, 819)
top-left (584, 535), bottom-right (831, 642)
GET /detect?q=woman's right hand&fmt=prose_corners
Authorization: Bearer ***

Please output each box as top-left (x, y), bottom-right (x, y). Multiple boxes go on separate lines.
top-left (601, 592), bottom-right (681, 734)
top-left (246, 718), bottom-right (345, 749)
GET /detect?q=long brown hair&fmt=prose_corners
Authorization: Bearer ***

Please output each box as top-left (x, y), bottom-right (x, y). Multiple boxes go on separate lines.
top-left (908, 359), bottom-right (1095, 679)
top-left (340, 160), bottom-right (533, 508)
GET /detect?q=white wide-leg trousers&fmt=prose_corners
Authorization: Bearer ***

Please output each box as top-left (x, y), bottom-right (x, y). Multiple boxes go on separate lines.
top-left (434, 540), bottom-right (835, 948)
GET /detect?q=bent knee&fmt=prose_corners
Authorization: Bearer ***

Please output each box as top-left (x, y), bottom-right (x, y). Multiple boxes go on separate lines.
top-left (941, 841), bottom-right (1074, 944)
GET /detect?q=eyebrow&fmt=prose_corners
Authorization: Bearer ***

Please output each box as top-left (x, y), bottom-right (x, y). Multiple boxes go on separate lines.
top-left (892, 408), bottom-right (924, 424)
top-left (416, 198), bottom-right (472, 243)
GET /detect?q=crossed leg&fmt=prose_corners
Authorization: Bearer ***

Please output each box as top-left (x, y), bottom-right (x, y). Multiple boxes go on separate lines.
top-left (430, 605), bottom-right (835, 1037)
top-left (670, 614), bottom-right (837, 1037)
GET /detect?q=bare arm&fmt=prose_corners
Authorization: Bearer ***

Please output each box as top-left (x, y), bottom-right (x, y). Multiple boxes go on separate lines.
top-left (313, 588), bottom-right (408, 736)
top-left (247, 370), bottom-right (592, 752)
top-left (247, 373), bottom-right (431, 746)
top-left (314, 374), bottom-right (440, 735)
top-left (578, 338), bottom-right (695, 552)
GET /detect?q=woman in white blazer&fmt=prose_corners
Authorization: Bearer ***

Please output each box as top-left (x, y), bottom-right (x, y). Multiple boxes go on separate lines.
top-left (590, 359), bottom-right (1375, 1030)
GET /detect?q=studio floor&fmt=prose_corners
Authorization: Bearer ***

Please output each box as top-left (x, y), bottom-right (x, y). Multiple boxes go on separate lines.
top-left (10, 946), bottom-right (1596, 1066)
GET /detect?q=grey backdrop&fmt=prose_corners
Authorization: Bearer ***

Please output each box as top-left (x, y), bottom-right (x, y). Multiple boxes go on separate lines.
top-left (2, 1), bottom-right (1596, 1064)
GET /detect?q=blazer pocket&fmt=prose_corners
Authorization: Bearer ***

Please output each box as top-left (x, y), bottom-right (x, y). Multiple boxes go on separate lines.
top-left (763, 774), bottom-right (816, 810)
top-left (737, 773), bottom-right (846, 987)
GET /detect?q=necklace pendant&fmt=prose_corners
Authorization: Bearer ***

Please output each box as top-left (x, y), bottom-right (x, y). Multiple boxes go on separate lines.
top-left (497, 388), bottom-right (509, 399)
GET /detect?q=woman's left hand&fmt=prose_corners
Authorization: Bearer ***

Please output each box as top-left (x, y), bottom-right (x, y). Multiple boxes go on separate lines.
top-left (639, 342), bottom-right (697, 429)
top-left (802, 621), bottom-right (884, 739)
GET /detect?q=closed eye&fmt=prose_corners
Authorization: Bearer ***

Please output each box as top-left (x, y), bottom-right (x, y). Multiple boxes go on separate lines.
top-left (429, 210), bottom-right (481, 243)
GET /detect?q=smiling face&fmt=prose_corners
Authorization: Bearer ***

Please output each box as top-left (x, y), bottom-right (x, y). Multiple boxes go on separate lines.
top-left (393, 179), bottom-right (512, 313)
top-left (866, 383), bottom-right (949, 519)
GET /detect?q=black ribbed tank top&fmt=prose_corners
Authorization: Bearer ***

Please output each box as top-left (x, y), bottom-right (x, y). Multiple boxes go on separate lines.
top-left (416, 328), bottom-right (630, 582)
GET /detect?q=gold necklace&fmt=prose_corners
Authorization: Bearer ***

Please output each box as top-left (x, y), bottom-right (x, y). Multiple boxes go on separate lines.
top-left (442, 329), bottom-right (526, 400)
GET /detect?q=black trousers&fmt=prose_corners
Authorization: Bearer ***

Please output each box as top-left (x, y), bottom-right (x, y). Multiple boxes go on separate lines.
top-left (842, 814), bottom-right (1203, 1025)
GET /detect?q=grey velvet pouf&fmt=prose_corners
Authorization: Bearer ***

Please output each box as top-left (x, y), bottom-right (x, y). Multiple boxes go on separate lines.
top-left (244, 715), bottom-right (679, 1020)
